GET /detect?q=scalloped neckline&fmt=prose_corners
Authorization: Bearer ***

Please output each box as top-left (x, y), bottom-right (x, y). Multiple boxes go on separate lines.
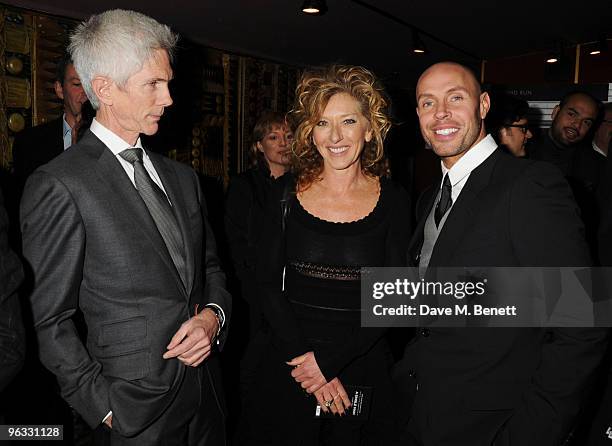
top-left (295, 182), bottom-right (384, 225)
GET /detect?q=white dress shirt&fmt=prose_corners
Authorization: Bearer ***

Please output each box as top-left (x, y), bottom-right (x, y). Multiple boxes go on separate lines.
top-left (89, 118), bottom-right (170, 200)
top-left (439, 134), bottom-right (498, 205)
top-left (62, 114), bottom-right (73, 150)
top-left (593, 142), bottom-right (607, 157)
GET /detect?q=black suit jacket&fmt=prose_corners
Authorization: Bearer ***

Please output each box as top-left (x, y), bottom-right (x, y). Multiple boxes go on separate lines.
top-left (224, 165), bottom-right (275, 337)
top-left (597, 151), bottom-right (612, 266)
top-left (400, 149), bottom-right (608, 446)
top-left (225, 165), bottom-right (273, 297)
top-left (20, 131), bottom-right (231, 437)
top-left (12, 117), bottom-right (64, 191)
top-left (530, 133), bottom-right (606, 261)
top-left (0, 188), bottom-right (24, 392)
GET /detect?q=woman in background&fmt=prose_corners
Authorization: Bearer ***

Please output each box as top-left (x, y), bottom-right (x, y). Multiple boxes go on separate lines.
top-left (225, 111), bottom-right (293, 336)
top-left (488, 94), bottom-right (533, 157)
top-left (238, 65), bottom-right (411, 445)
top-left (225, 112), bottom-right (293, 434)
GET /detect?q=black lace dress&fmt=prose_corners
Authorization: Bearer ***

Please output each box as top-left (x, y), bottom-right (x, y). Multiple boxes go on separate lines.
top-left (237, 175), bottom-right (411, 446)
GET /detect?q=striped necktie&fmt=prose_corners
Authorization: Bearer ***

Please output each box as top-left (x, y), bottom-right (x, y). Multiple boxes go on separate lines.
top-left (119, 148), bottom-right (186, 287)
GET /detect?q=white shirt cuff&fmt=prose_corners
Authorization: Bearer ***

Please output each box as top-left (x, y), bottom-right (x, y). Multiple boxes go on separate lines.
top-left (204, 303), bottom-right (226, 328)
top-left (102, 411), bottom-right (112, 423)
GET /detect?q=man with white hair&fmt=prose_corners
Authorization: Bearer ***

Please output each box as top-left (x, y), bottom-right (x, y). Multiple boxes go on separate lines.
top-left (20, 10), bottom-right (230, 445)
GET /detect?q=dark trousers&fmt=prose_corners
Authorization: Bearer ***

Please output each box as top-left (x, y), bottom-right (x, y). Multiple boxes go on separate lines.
top-left (94, 366), bottom-right (225, 446)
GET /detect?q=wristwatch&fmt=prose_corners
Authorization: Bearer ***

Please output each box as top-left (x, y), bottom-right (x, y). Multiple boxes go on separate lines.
top-left (202, 304), bottom-right (224, 341)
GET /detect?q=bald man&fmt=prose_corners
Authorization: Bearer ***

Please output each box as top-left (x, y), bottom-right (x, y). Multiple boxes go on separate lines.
top-left (531, 91), bottom-right (601, 173)
top-left (531, 92), bottom-right (604, 263)
top-left (397, 62), bottom-right (608, 445)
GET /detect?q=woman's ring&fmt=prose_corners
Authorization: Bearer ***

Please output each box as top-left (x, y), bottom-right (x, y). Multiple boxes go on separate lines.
top-left (324, 399), bottom-right (333, 408)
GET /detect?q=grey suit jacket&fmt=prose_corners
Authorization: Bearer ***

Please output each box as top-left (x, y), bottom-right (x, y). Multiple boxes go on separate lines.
top-left (20, 131), bottom-right (231, 436)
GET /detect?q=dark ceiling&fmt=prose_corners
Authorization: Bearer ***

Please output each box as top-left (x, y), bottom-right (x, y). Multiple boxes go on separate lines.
top-left (5, 0), bottom-right (612, 86)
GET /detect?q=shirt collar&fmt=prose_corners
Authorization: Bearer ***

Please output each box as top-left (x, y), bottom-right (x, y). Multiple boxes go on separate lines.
top-left (441, 134), bottom-right (497, 185)
top-left (90, 118), bottom-right (143, 156)
top-left (593, 141), bottom-right (607, 157)
top-left (62, 114), bottom-right (71, 137)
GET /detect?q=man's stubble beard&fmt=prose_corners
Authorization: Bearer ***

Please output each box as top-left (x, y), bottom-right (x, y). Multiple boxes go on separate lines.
top-left (427, 111), bottom-right (484, 160)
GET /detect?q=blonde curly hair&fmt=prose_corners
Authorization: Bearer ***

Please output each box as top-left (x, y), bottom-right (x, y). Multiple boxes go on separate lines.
top-left (289, 65), bottom-right (391, 189)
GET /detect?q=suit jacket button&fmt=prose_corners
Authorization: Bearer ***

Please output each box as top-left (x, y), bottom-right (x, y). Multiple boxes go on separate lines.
top-left (421, 328), bottom-right (430, 337)
top-left (408, 369), bottom-right (416, 378)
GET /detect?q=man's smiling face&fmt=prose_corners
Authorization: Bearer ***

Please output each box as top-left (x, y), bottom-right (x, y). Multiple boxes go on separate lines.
top-left (416, 62), bottom-right (490, 168)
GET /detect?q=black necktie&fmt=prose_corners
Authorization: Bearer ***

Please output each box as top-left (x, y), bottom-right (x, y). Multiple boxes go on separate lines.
top-left (119, 148), bottom-right (186, 287)
top-left (434, 173), bottom-right (452, 227)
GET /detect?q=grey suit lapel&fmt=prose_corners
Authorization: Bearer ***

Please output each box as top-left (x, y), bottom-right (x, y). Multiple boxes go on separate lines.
top-left (91, 137), bottom-right (186, 294)
top-left (428, 149), bottom-right (500, 267)
top-left (408, 185), bottom-right (437, 266)
top-left (148, 151), bottom-right (196, 296)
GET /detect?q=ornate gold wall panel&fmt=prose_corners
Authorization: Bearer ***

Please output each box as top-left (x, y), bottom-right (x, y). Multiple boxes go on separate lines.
top-left (0, 5), bottom-right (74, 170)
top-left (32, 14), bottom-right (70, 125)
top-left (236, 57), bottom-right (300, 175)
top-left (0, 5), bottom-right (300, 181)
top-left (0, 7), bottom-right (34, 169)
top-left (211, 55), bottom-right (300, 182)
top-left (179, 47), bottom-right (227, 181)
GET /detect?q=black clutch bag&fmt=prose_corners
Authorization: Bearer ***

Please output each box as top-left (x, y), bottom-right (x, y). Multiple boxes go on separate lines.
top-left (314, 385), bottom-right (373, 420)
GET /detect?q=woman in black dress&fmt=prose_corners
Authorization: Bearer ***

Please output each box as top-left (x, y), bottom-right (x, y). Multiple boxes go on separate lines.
top-left (238, 66), bottom-right (411, 445)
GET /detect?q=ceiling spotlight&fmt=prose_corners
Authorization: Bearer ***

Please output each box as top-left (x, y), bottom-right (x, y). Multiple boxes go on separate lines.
top-left (412, 30), bottom-right (426, 54)
top-left (301, 0), bottom-right (327, 15)
top-left (589, 38), bottom-right (607, 55)
top-left (546, 47), bottom-right (561, 63)
top-left (546, 54), bottom-right (559, 63)
top-left (546, 41), bottom-right (566, 64)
